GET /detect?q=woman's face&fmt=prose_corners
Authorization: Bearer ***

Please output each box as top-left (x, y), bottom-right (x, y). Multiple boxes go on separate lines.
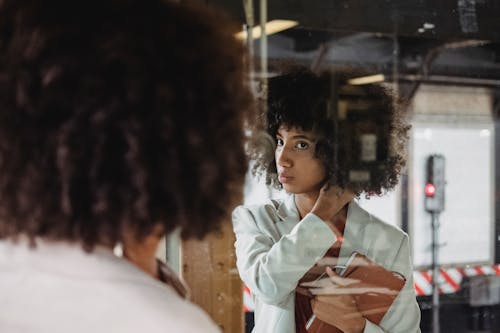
top-left (275, 126), bottom-right (327, 194)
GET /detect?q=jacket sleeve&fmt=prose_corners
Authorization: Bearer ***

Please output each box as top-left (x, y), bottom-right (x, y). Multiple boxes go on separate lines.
top-left (232, 205), bottom-right (337, 305)
top-left (363, 234), bottom-right (422, 333)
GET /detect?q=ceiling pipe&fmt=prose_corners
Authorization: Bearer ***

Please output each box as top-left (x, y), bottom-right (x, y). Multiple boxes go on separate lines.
top-left (390, 74), bottom-right (500, 87)
top-left (403, 39), bottom-right (490, 102)
top-left (422, 40), bottom-right (489, 78)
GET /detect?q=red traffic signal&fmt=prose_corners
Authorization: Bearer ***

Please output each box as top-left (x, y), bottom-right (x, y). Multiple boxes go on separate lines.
top-left (424, 154), bottom-right (445, 213)
top-left (425, 183), bottom-right (436, 197)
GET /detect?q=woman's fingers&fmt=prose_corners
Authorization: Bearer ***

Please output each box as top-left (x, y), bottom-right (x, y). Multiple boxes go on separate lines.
top-left (337, 188), bottom-right (355, 204)
top-left (311, 185), bottom-right (354, 223)
top-left (295, 286), bottom-right (313, 297)
top-left (320, 182), bottom-right (331, 192)
top-left (302, 266), bottom-right (362, 296)
top-left (327, 269), bottom-right (359, 287)
top-left (300, 277), bottom-right (332, 288)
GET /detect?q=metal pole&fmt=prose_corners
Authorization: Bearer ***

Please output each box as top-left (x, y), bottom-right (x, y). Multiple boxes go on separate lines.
top-left (259, 0), bottom-right (268, 100)
top-left (242, 0), bottom-right (254, 74)
top-left (392, 22), bottom-right (399, 114)
top-left (431, 212), bottom-right (440, 333)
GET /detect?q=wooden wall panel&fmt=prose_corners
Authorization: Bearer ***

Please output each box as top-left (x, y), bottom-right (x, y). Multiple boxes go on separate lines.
top-left (181, 220), bottom-right (243, 333)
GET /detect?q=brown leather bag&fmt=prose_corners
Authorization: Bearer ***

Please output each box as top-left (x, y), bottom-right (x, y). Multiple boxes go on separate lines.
top-left (306, 252), bottom-right (406, 333)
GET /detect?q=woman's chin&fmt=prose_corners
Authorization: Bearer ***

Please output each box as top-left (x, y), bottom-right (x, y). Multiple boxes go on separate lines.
top-left (281, 183), bottom-right (297, 193)
top-left (282, 184), bottom-right (307, 194)
top-left (282, 183), bottom-right (323, 195)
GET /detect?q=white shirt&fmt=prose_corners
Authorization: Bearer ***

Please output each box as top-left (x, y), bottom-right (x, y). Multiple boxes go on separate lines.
top-left (0, 239), bottom-right (220, 333)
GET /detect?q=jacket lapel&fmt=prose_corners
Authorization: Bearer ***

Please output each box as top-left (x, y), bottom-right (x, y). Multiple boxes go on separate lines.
top-left (273, 194), bottom-right (301, 235)
top-left (276, 194), bottom-right (300, 221)
top-left (338, 201), bottom-right (371, 267)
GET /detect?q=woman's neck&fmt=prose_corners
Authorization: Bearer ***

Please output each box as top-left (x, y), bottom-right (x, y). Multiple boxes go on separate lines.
top-left (122, 225), bottom-right (164, 279)
top-left (294, 192), bottom-right (319, 219)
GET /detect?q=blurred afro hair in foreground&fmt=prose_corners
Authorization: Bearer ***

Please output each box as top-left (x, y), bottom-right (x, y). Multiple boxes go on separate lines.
top-left (0, 0), bottom-right (254, 250)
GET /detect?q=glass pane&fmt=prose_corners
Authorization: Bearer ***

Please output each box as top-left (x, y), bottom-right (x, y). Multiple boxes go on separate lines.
top-left (210, 1), bottom-right (500, 332)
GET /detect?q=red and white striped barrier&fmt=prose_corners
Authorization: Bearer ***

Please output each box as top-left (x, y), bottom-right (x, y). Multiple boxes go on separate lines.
top-left (413, 264), bottom-right (500, 296)
top-left (243, 264), bottom-right (500, 311)
top-left (243, 284), bottom-right (255, 312)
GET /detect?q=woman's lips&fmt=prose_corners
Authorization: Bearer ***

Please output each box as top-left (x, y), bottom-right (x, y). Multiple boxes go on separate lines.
top-left (278, 174), bottom-right (294, 183)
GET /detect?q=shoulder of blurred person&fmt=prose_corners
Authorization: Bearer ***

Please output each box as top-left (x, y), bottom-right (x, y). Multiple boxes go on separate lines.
top-left (0, 238), bottom-right (220, 333)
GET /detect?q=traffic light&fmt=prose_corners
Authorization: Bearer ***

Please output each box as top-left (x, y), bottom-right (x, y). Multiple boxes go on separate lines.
top-left (424, 154), bottom-right (446, 213)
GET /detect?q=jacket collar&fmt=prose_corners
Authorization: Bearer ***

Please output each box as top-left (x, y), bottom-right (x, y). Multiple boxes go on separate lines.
top-left (276, 193), bottom-right (300, 222)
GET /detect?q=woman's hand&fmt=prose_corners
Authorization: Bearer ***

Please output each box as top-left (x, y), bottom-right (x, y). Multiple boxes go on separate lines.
top-left (311, 295), bottom-right (365, 333)
top-left (306, 267), bottom-right (366, 333)
top-left (310, 184), bottom-right (354, 236)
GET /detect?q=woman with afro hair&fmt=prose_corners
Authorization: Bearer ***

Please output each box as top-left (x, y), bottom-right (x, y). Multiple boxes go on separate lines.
top-left (233, 66), bottom-right (421, 333)
top-left (0, 0), bottom-right (253, 332)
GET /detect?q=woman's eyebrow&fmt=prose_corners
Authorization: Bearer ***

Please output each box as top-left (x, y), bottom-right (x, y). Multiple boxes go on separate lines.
top-left (292, 134), bottom-right (314, 140)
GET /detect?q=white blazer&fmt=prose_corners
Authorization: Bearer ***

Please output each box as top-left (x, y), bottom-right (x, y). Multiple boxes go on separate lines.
top-left (233, 194), bottom-right (421, 333)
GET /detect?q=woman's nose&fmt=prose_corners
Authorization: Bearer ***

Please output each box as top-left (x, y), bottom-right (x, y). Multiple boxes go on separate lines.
top-left (276, 147), bottom-right (292, 168)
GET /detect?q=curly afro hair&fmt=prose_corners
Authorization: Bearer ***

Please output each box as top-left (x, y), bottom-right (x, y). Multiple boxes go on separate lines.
top-left (251, 66), bottom-right (409, 196)
top-left (0, 0), bottom-right (254, 250)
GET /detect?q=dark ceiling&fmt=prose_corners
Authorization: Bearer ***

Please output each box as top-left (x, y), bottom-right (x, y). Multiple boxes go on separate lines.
top-left (209, 0), bottom-right (500, 41)
top-left (205, 0), bottom-right (500, 90)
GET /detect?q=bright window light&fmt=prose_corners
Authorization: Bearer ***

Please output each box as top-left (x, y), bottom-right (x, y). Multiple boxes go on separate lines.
top-left (348, 74), bottom-right (385, 85)
top-left (235, 20), bottom-right (299, 40)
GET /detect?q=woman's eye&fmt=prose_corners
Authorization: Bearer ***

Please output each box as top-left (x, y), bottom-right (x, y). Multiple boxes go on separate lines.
top-left (276, 138), bottom-right (284, 147)
top-left (295, 141), bottom-right (309, 150)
